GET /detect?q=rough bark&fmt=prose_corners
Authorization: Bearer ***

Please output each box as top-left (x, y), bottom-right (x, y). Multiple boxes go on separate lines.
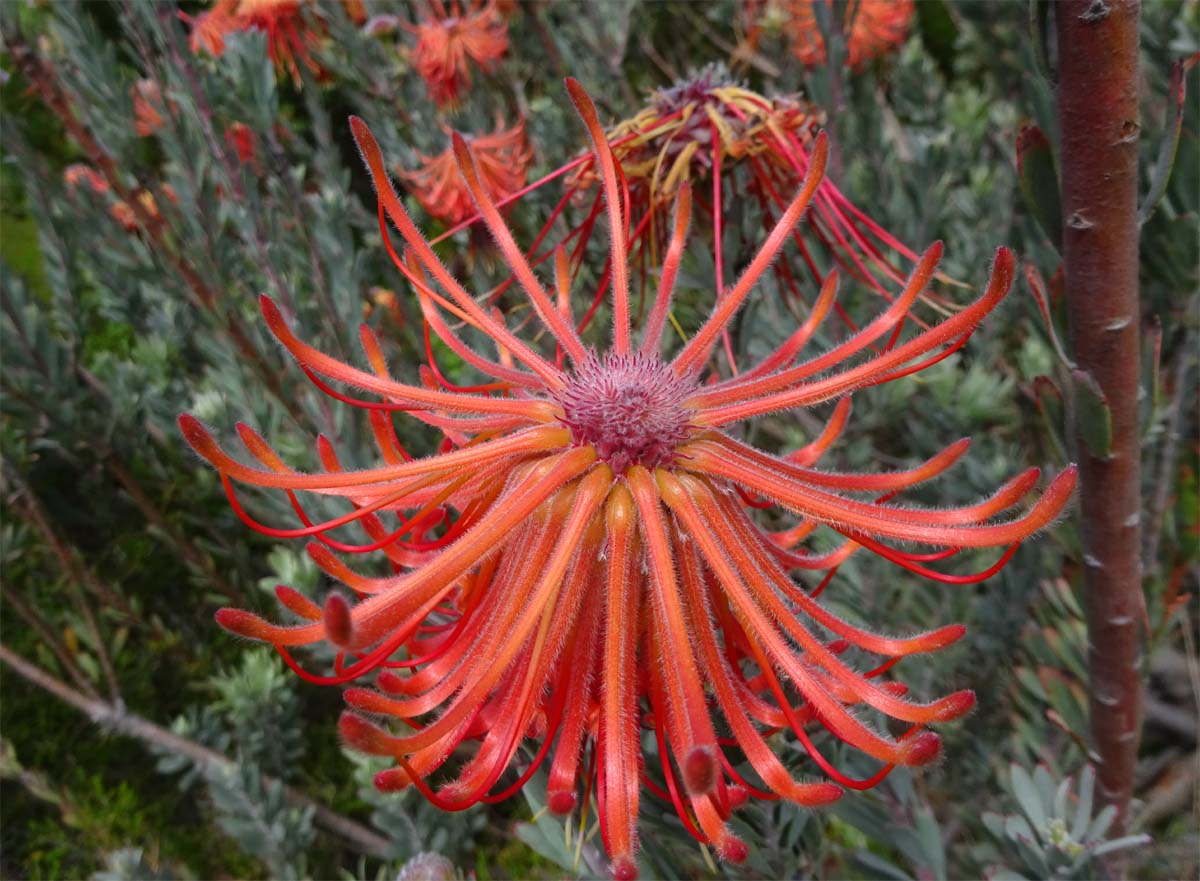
top-left (1056, 0), bottom-right (1143, 837)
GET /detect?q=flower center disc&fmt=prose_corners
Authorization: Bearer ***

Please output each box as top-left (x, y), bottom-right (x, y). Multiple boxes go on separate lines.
top-left (558, 352), bottom-right (695, 474)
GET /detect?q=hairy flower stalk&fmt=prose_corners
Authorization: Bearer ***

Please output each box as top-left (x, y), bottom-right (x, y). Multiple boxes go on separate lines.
top-left (181, 80), bottom-right (1076, 879)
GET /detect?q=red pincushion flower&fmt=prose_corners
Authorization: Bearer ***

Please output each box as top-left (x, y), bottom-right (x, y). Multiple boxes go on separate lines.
top-left (180, 81), bottom-right (1075, 879)
top-left (398, 119), bottom-right (533, 227)
top-left (409, 0), bottom-right (508, 108)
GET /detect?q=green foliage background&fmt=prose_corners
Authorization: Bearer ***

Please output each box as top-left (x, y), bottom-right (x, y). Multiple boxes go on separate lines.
top-left (1, 2), bottom-right (1196, 879)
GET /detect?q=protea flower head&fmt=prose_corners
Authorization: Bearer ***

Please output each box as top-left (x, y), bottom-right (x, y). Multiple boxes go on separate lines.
top-left (398, 118), bottom-right (533, 227)
top-left (407, 0), bottom-right (508, 108)
top-left (180, 80), bottom-right (1076, 880)
top-left (749, 0), bottom-right (915, 71)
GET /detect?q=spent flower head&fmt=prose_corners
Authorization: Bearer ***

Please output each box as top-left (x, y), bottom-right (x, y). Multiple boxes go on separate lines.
top-left (181, 80), bottom-right (1075, 879)
top-left (549, 66), bottom-right (951, 352)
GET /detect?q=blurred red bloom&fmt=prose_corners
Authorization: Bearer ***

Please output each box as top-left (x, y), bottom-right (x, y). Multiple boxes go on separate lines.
top-left (181, 82), bottom-right (1074, 879)
top-left (751, 0), bottom-right (915, 70)
top-left (63, 163), bottom-right (109, 194)
top-left (185, 0), bottom-right (364, 84)
top-left (111, 187), bottom-right (178, 233)
top-left (132, 78), bottom-right (167, 137)
top-left (409, 0), bottom-right (508, 108)
top-left (225, 121), bottom-right (257, 166)
top-left (63, 163), bottom-right (177, 233)
top-left (398, 119), bottom-right (533, 227)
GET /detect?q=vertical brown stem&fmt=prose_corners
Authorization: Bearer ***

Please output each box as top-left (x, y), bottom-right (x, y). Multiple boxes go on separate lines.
top-left (1056, 0), bottom-right (1143, 836)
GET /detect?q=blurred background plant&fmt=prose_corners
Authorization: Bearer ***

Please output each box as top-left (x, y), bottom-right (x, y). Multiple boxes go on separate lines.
top-left (1, 1), bottom-right (1195, 879)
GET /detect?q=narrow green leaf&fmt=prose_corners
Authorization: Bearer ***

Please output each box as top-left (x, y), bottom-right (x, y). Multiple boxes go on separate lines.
top-left (982, 812), bottom-right (1007, 840)
top-left (1029, 0), bottom-right (1055, 82)
top-left (1024, 263), bottom-right (1073, 368)
top-left (1071, 368), bottom-right (1113, 459)
top-left (1071, 766), bottom-right (1096, 841)
top-left (1009, 764), bottom-right (1047, 835)
top-left (1139, 56), bottom-right (1193, 226)
top-left (915, 805), bottom-right (947, 881)
top-left (1092, 833), bottom-right (1153, 857)
top-left (1087, 804), bottom-right (1118, 842)
top-left (916, 0), bottom-right (960, 81)
top-left (1016, 125), bottom-right (1063, 251)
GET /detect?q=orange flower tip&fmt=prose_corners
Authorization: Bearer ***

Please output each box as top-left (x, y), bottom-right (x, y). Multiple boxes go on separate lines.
top-left (338, 711), bottom-right (390, 753)
top-left (349, 116), bottom-right (379, 155)
top-left (235, 422), bottom-right (269, 452)
top-left (898, 731), bottom-right (942, 767)
top-left (715, 834), bottom-right (749, 864)
top-left (932, 689), bottom-right (976, 722)
top-left (275, 585), bottom-right (321, 620)
top-left (547, 790), bottom-right (577, 815)
top-left (374, 768), bottom-right (411, 792)
top-left (937, 623), bottom-right (968, 647)
top-left (682, 745), bottom-right (718, 796)
top-left (992, 246), bottom-right (1016, 278)
top-left (305, 541), bottom-right (339, 571)
top-left (727, 784), bottom-right (750, 810)
top-left (563, 76), bottom-right (585, 99)
top-left (214, 608), bottom-right (273, 641)
top-left (805, 782), bottom-right (845, 806)
top-left (827, 638), bottom-right (850, 654)
top-left (323, 592), bottom-right (355, 648)
top-left (610, 857), bottom-right (639, 881)
top-left (259, 294), bottom-right (286, 330)
top-left (343, 687), bottom-right (383, 712)
top-left (177, 413), bottom-right (216, 456)
top-left (376, 671), bottom-right (405, 693)
top-left (883, 682), bottom-right (910, 697)
top-left (947, 437), bottom-right (971, 455)
top-left (526, 710), bottom-right (548, 739)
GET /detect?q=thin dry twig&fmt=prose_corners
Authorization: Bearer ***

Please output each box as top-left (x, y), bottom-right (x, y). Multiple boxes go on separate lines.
top-left (0, 645), bottom-right (393, 859)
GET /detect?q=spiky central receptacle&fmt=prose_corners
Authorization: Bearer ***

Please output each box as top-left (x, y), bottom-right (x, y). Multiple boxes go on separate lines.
top-left (558, 351), bottom-right (695, 474)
